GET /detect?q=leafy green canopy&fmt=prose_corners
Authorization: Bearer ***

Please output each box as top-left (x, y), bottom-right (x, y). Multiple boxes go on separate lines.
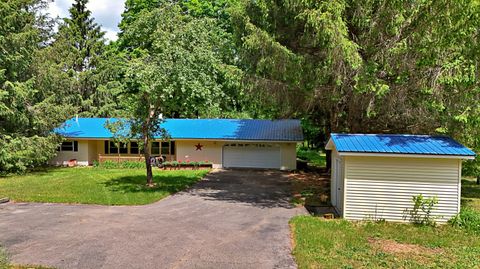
top-left (232, 0), bottom-right (479, 171)
top-left (117, 0), bottom-right (246, 118)
top-left (112, 3), bottom-right (238, 184)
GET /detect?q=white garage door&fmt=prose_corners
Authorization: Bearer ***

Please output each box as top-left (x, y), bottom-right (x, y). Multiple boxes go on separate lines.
top-left (223, 143), bottom-right (281, 169)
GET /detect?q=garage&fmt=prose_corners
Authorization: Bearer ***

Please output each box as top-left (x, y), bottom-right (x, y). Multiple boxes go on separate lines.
top-left (223, 143), bottom-right (281, 169)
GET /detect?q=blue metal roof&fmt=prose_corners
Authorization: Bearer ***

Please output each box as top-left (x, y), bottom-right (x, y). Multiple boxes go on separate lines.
top-left (55, 118), bottom-right (304, 142)
top-left (329, 133), bottom-right (476, 157)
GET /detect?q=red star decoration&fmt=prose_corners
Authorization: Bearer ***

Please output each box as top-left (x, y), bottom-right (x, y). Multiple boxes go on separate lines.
top-left (195, 143), bottom-right (203, 151)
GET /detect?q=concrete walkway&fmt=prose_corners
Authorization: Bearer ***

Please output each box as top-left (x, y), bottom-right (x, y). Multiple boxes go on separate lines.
top-left (0, 169), bottom-right (307, 269)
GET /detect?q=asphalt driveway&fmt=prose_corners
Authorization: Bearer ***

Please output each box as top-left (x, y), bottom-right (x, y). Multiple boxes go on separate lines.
top-left (0, 169), bottom-right (307, 269)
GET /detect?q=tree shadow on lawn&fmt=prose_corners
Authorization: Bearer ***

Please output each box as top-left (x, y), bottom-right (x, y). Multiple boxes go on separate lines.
top-left (0, 166), bottom-right (71, 178)
top-left (103, 175), bottom-right (200, 194)
top-left (462, 179), bottom-right (480, 199)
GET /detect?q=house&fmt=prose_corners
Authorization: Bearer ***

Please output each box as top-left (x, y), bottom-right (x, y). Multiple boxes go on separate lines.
top-left (51, 118), bottom-right (304, 170)
top-left (326, 134), bottom-right (476, 223)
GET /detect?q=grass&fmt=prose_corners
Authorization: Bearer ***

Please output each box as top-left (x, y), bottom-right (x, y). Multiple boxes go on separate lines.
top-left (461, 177), bottom-right (480, 211)
top-left (0, 167), bottom-right (210, 205)
top-left (297, 147), bottom-right (326, 167)
top-left (1, 247), bottom-right (53, 269)
top-left (290, 177), bottom-right (480, 269)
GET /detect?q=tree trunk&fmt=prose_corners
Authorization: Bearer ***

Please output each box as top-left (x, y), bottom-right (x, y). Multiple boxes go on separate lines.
top-left (143, 124), bottom-right (154, 187)
top-left (477, 175), bottom-right (479, 185)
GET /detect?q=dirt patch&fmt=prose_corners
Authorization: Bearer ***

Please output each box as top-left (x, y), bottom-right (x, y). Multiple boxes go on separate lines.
top-left (288, 170), bottom-right (330, 206)
top-left (368, 238), bottom-right (442, 255)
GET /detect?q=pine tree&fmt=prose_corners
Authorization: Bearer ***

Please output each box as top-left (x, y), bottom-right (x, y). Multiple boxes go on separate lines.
top-left (60, 0), bottom-right (105, 72)
top-left (0, 0), bottom-right (74, 174)
top-left (51, 0), bottom-right (107, 114)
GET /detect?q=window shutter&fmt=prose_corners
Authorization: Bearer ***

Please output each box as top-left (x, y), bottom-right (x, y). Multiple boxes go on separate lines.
top-left (74, 141), bottom-right (78, 152)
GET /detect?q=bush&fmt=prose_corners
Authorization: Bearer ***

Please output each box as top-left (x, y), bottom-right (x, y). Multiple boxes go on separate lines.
top-left (450, 208), bottom-right (480, 234)
top-left (95, 160), bottom-right (145, 169)
top-left (0, 135), bottom-right (61, 175)
top-left (403, 194), bottom-right (439, 226)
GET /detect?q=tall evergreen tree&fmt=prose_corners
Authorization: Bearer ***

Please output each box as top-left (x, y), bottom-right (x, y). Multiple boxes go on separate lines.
top-left (0, 0), bottom-right (74, 174)
top-left (51, 0), bottom-right (108, 115)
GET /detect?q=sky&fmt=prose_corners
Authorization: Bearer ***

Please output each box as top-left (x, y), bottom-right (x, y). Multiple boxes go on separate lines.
top-left (46, 0), bottom-right (125, 41)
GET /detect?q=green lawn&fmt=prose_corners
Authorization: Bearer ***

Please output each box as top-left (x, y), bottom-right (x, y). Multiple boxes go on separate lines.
top-left (0, 168), bottom-right (209, 205)
top-left (290, 177), bottom-right (480, 269)
top-left (297, 147), bottom-right (326, 167)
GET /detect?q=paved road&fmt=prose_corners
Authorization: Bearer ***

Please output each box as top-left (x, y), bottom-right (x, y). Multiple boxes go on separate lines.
top-left (0, 169), bottom-right (306, 269)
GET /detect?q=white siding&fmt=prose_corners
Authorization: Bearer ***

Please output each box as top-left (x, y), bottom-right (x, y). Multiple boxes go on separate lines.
top-left (49, 140), bottom-right (90, 166)
top-left (344, 156), bottom-right (461, 223)
top-left (330, 149), bottom-right (345, 215)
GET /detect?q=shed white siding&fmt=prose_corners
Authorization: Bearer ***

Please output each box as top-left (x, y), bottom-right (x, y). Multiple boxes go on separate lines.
top-left (344, 156), bottom-right (461, 223)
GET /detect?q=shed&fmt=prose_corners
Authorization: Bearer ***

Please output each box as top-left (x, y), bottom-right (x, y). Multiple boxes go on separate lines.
top-left (325, 134), bottom-right (476, 223)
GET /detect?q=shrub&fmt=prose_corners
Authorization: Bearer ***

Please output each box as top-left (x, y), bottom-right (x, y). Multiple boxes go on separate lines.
top-left (95, 160), bottom-right (145, 169)
top-left (403, 194), bottom-right (439, 226)
top-left (450, 208), bottom-right (480, 234)
top-left (121, 161), bottom-right (145, 169)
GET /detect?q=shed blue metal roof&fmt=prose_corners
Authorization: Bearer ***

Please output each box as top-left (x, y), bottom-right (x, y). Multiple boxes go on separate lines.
top-left (55, 118), bottom-right (304, 142)
top-left (328, 133), bottom-right (476, 157)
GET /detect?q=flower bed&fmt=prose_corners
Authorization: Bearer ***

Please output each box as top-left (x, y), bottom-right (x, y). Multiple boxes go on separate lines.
top-left (162, 161), bottom-right (212, 170)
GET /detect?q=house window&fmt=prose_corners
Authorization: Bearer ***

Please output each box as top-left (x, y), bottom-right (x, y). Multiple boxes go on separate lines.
top-left (130, 142), bottom-right (139, 154)
top-left (118, 142), bottom-right (128, 154)
top-left (60, 141), bottom-right (78, 152)
top-left (151, 141), bottom-right (175, 155)
top-left (161, 142), bottom-right (170, 154)
top-left (151, 142), bottom-right (160, 155)
top-left (109, 141), bottom-right (118, 154)
top-left (170, 141), bottom-right (175, 155)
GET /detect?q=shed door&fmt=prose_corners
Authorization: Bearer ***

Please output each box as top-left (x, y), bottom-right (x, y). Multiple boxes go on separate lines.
top-left (334, 158), bottom-right (344, 215)
top-left (223, 143), bottom-right (281, 169)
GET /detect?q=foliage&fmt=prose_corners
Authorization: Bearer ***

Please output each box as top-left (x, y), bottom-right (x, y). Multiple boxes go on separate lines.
top-left (0, 0), bottom-right (72, 175)
top-left (0, 135), bottom-right (61, 175)
top-left (231, 0), bottom-right (480, 173)
top-left (450, 177), bottom-right (480, 234)
top-left (290, 216), bottom-right (480, 269)
top-left (403, 194), bottom-right (439, 226)
top-left (94, 160), bottom-right (146, 169)
top-left (296, 147), bottom-right (326, 167)
top-left (47, 0), bottom-right (115, 116)
top-left (113, 3), bottom-right (240, 184)
top-left (118, 0), bottom-right (247, 119)
top-left (0, 168), bottom-right (209, 205)
top-left (450, 208), bottom-right (480, 234)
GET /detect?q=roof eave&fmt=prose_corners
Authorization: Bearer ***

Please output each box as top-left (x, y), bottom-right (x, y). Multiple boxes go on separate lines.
top-left (59, 136), bottom-right (303, 143)
top-left (337, 151), bottom-right (476, 160)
